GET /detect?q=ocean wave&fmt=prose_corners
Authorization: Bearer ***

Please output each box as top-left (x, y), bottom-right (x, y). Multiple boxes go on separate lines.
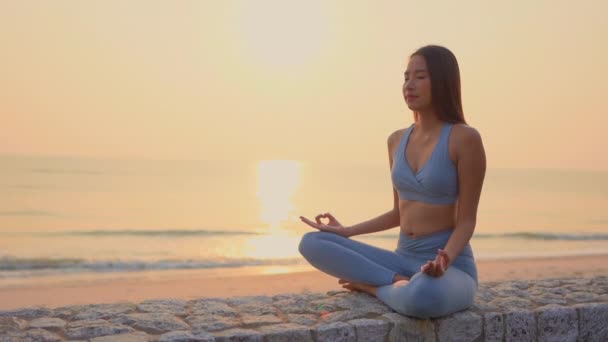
top-left (24, 229), bottom-right (263, 237)
top-left (368, 232), bottom-right (608, 241)
top-left (31, 230), bottom-right (608, 240)
top-left (0, 256), bottom-right (305, 277)
top-left (475, 232), bottom-right (608, 240)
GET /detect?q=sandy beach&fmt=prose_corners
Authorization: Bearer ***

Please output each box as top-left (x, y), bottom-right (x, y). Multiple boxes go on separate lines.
top-left (1, 254), bottom-right (607, 311)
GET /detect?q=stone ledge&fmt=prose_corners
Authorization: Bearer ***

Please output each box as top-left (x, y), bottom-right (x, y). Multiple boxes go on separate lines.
top-left (1, 275), bottom-right (607, 341)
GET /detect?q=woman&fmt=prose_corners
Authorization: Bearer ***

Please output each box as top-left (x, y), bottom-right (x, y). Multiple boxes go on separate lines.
top-left (298, 45), bottom-right (486, 319)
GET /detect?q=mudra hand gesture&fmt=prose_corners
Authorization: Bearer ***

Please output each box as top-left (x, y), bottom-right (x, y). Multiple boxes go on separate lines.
top-left (299, 212), bottom-right (351, 238)
top-left (420, 249), bottom-right (450, 277)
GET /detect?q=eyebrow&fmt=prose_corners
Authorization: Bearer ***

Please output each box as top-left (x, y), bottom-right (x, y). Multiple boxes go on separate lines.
top-left (404, 69), bottom-right (427, 75)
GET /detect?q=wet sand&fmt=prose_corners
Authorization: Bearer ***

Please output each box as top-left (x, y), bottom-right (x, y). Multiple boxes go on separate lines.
top-left (1, 254), bottom-right (607, 310)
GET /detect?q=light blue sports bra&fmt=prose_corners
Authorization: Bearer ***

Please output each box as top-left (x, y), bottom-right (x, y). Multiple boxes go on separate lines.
top-left (391, 122), bottom-right (459, 205)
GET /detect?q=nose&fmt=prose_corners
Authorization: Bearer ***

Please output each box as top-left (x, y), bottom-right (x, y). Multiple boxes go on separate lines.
top-left (404, 78), bottom-right (415, 90)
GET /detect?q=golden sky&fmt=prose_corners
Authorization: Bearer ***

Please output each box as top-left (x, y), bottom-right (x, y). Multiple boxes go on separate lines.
top-left (2, 0), bottom-right (607, 170)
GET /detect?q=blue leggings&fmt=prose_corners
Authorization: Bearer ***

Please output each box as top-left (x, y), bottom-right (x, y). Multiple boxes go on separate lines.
top-left (298, 229), bottom-right (478, 318)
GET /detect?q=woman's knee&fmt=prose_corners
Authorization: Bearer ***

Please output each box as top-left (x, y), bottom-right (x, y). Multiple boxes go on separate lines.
top-left (396, 275), bottom-right (447, 318)
top-left (298, 231), bottom-right (326, 258)
top-left (397, 272), bottom-right (474, 318)
top-left (406, 292), bottom-right (444, 318)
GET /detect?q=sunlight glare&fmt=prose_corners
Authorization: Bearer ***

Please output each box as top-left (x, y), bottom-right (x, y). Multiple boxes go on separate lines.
top-left (256, 160), bottom-right (301, 228)
top-left (237, 0), bottom-right (329, 67)
top-left (245, 233), bottom-right (302, 260)
top-left (245, 160), bottom-right (302, 259)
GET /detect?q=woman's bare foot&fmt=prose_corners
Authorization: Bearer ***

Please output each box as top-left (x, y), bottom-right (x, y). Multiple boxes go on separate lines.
top-left (393, 274), bottom-right (410, 283)
top-left (338, 279), bottom-right (377, 297)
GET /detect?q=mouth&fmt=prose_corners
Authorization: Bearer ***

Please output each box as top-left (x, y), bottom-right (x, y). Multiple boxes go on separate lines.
top-left (406, 96), bottom-right (418, 101)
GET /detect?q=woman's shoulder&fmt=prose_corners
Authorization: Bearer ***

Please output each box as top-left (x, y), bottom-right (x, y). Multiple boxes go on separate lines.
top-left (450, 123), bottom-right (482, 143)
top-left (387, 126), bottom-right (411, 145)
top-left (449, 123), bottom-right (484, 159)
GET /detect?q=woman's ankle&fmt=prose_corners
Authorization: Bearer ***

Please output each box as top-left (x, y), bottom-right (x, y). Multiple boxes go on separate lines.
top-left (392, 274), bottom-right (410, 283)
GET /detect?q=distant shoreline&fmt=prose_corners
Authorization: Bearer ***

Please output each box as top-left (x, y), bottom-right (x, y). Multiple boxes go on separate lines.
top-left (2, 153), bottom-right (608, 172)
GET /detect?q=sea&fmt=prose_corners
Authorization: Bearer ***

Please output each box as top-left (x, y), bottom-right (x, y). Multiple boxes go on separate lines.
top-left (1, 154), bottom-right (607, 288)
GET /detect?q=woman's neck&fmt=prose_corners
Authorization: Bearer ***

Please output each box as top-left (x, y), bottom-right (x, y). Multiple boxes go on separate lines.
top-left (414, 110), bottom-right (443, 133)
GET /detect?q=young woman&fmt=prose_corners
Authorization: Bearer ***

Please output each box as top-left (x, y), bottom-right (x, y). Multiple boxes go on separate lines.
top-left (298, 45), bottom-right (486, 319)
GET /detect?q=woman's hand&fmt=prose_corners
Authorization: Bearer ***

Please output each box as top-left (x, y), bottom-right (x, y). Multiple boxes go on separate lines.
top-left (420, 249), bottom-right (450, 277)
top-left (299, 212), bottom-right (351, 238)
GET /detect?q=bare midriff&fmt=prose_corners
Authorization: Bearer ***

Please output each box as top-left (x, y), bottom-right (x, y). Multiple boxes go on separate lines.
top-left (399, 200), bottom-right (456, 239)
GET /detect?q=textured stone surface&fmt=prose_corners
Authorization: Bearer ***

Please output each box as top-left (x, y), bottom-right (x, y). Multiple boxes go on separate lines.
top-left (287, 313), bottom-right (318, 326)
top-left (189, 299), bottom-right (238, 317)
top-left (505, 310), bottom-right (536, 342)
top-left (109, 312), bottom-right (190, 334)
top-left (90, 332), bottom-right (149, 342)
top-left (536, 305), bottom-right (578, 342)
top-left (436, 311), bottom-right (482, 342)
top-left (187, 314), bottom-right (241, 332)
top-left (315, 321), bottom-right (355, 342)
top-left (257, 323), bottom-right (313, 342)
top-left (0, 316), bottom-right (29, 332)
top-left (383, 312), bottom-right (435, 341)
top-left (159, 330), bottom-right (215, 342)
top-left (227, 295), bottom-right (277, 316)
top-left (0, 275), bottom-right (607, 341)
top-left (211, 328), bottom-right (263, 342)
top-left (66, 319), bottom-right (136, 340)
top-left (319, 309), bottom-right (368, 323)
top-left (137, 299), bottom-right (188, 316)
top-left (29, 317), bottom-right (67, 331)
top-left (483, 312), bottom-right (504, 342)
top-left (324, 292), bottom-right (392, 315)
top-left (2, 328), bottom-right (64, 342)
top-left (348, 318), bottom-right (390, 341)
top-left (73, 303), bottom-right (136, 321)
top-left (0, 306), bottom-right (53, 318)
top-left (51, 304), bottom-right (85, 320)
top-left (241, 313), bottom-right (282, 326)
top-left (575, 302), bottom-right (608, 342)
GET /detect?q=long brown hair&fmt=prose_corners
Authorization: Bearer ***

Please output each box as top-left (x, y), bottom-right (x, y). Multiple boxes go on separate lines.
top-left (411, 45), bottom-right (466, 124)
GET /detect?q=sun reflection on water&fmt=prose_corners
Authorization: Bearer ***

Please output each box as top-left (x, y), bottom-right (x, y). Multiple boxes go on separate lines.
top-left (246, 160), bottom-right (302, 259)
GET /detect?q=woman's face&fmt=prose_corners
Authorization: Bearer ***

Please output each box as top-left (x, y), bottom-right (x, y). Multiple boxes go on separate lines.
top-left (403, 55), bottom-right (432, 111)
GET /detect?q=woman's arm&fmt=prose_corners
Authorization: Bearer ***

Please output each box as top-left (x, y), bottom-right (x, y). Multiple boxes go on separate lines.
top-left (300, 130), bottom-right (403, 237)
top-left (442, 125), bottom-right (486, 267)
top-left (345, 130), bottom-right (402, 237)
top-left (345, 209), bottom-right (400, 237)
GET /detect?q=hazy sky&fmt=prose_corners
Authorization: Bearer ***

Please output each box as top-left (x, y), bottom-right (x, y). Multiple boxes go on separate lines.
top-left (2, 0), bottom-right (607, 170)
